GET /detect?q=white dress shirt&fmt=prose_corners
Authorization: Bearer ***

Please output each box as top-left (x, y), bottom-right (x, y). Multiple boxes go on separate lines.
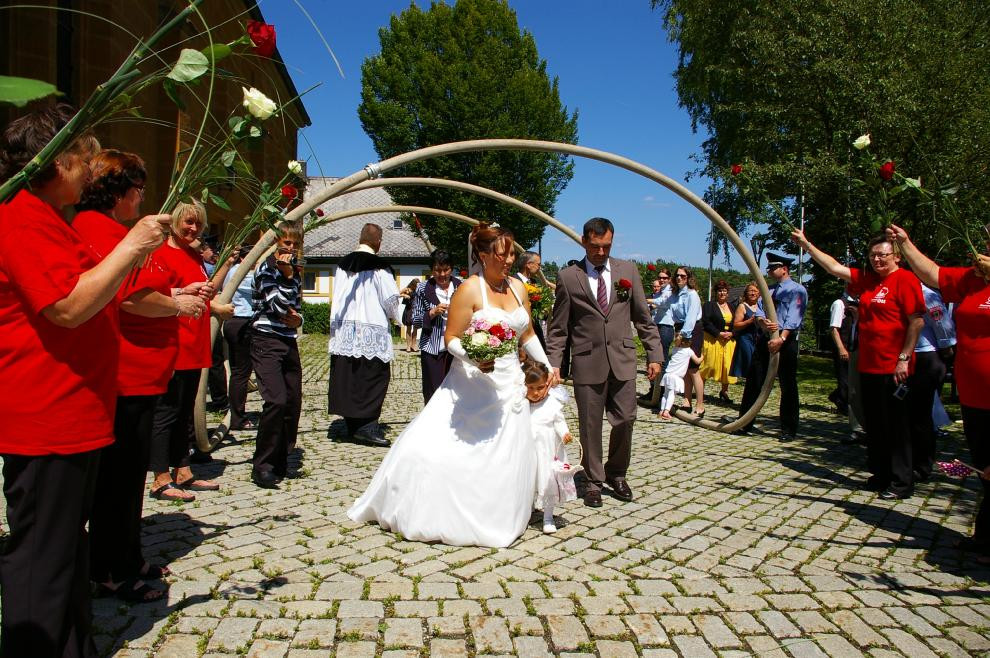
top-left (583, 258), bottom-right (611, 307)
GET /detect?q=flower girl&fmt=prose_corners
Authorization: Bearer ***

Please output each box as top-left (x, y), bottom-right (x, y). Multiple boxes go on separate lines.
top-left (658, 335), bottom-right (702, 420)
top-left (522, 357), bottom-right (580, 533)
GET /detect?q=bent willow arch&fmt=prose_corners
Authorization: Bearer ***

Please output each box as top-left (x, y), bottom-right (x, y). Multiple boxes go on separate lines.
top-left (195, 139), bottom-right (779, 449)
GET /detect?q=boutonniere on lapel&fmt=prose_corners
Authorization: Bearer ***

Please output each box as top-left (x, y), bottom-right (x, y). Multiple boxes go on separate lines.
top-left (614, 278), bottom-right (632, 302)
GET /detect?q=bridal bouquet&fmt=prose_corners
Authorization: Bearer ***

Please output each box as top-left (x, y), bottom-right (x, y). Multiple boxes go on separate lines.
top-left (461, 316), bottom-right (518, 363)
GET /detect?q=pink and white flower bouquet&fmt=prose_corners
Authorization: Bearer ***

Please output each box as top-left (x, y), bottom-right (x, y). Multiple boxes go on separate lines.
top-left (461, 316), bottom-right (518, 363)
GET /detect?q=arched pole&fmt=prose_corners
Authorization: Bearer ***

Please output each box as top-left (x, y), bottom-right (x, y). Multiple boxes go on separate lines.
top-left (196, 139), bottom-right (778, 449)
top-left (308, 205), bottom-right (530, 255)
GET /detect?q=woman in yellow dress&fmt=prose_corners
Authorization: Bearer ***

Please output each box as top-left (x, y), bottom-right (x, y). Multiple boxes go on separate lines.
top-left (699, 280), bottom-right (737, 402)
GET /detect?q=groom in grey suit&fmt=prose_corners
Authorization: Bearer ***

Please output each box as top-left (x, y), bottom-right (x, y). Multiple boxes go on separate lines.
top-left (547, 218), bottom-right (663, 507)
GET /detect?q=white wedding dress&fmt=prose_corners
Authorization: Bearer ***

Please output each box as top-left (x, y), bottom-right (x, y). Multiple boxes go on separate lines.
top-left (347, 278), bottom-right (537, 547)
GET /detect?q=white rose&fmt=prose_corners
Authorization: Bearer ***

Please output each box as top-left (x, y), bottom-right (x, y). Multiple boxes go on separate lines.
top-left (287, 160), bottom-right (302, 175)
top-left (470, 332), bottom-right (489, 346)
top-left (242, 87), bottom-right (277, 120)
top-left (853, 134), bottom-right (871, 150)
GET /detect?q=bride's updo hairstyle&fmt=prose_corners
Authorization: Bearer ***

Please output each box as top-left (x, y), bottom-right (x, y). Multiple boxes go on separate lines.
top-left (469, 222), bottom-right (514, 267)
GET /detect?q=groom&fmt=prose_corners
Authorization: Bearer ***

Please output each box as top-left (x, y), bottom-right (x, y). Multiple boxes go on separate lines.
top-left (547, 218), bottom-right (663, 507)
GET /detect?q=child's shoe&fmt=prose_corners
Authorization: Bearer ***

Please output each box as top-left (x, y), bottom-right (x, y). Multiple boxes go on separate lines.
top-left (543, 522), bottom-right (557, 533)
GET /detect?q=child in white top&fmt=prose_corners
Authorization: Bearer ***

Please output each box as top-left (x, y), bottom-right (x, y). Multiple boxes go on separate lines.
top-left (658, 335), bottom-right (702, 420)
top-left (522, 357), bottom-right (578, 533)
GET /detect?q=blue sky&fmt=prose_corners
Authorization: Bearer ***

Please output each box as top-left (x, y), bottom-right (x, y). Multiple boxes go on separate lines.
top-left (263, 0), bottom-right (736, 269)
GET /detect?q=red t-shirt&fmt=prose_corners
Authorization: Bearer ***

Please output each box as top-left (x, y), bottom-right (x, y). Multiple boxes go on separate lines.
top-left (0, 191), bottom-right (118, 455)
top-left (155, 241), bottom-right (211, 370)
top-left (938, 266), bottom-right (990, 410)
top-left (73, 210), bottom-right (179, 395)
top-left (848, 267), bottom-right (924, 375)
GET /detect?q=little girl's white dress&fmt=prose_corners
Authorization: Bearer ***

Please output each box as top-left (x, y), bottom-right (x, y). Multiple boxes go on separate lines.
top-left (660, 345), bottom-right (695, 395)
top-left (531, 387), bottom-right (580, 508)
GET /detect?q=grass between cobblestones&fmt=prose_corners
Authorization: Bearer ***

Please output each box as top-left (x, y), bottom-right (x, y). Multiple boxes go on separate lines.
top-left (1, 334), bottom-right (988, 656)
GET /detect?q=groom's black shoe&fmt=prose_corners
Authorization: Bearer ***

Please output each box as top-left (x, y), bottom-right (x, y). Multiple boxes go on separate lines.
top-left (584, 490), bottom-right (603, 508)
top-left (607, 477), bottom-right (634, 502)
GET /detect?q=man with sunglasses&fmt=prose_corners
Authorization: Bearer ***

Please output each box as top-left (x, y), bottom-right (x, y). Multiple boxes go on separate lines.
top-left (736, 252), bottom-right (808, 441)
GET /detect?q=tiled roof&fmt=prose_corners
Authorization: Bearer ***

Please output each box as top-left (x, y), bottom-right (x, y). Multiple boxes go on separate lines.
top-left (303, 177), bottom-right (432, 260)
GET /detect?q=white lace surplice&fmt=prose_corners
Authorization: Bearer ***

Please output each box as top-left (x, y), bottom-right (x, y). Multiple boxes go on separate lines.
top-left (347, 280), bottom-right (537, 547)
top-left (328, 265), bottom-right (402, 362)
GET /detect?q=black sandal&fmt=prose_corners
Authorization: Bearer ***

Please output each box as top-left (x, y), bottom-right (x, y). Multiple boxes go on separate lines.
top-left (149, 482), bottom-right (194, 501)
top-left (98, 578), bottom-right (164, 604)
top-left (140, 563), bottom-right (172, 580)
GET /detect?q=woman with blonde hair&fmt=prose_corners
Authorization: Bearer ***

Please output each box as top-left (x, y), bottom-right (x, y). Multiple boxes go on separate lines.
top-left (148, 200), bottom-right (233, 501)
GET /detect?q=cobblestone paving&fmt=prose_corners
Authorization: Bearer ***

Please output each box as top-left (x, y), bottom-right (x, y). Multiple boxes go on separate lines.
top-left (31, 336), bottom-right (990, 656)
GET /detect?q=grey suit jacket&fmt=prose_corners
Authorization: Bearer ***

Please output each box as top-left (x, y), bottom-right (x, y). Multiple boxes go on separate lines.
top-left (546, 258), bottom-right (663, 385)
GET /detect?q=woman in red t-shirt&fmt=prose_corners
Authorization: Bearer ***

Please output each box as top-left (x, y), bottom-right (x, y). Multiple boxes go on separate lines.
top-left (147, 200), bottom-right (232, 501)
top-left (0, 106), bottom-right (169, 657)
top-left (74, 150), bottom-right (207, 603)
top-left (792, 230), bottom-right (924, 500)
top-left (888, 223), bottom-right (990, 557)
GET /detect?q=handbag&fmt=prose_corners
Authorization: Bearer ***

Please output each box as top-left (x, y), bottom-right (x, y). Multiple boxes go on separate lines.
top-left (549, 439), bottom-right (583, 503)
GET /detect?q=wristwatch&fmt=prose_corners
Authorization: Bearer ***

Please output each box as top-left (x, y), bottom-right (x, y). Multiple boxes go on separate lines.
top-left (897, 353), bottom-right (910, 362)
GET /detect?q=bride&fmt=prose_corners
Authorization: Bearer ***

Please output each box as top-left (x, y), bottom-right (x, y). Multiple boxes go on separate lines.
top-left (347, 223), bottom-right (556, 547)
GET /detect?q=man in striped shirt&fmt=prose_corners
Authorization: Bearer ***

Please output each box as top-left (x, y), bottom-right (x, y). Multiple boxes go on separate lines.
top-left (249, 223), bottom-right (304, 489)
top-left (412, 250), bottom-right (462, 403)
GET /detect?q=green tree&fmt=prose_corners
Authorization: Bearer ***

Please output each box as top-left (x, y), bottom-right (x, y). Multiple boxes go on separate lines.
top-left (654, 0), bottom-right (990, 336)
top-left (359, 0), bottom-right (579, 262)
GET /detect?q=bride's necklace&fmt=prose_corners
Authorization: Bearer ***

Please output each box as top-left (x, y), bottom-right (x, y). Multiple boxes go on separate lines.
top-left (484, 276), bottom-right (507, 294)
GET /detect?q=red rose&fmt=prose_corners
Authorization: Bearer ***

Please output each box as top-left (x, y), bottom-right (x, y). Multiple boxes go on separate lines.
top-left (619, 278), bottom-right (632, 289)
top-left (531, 293), bottom-right (541, 302)
top-left (315, 208), bottom-right (324, 217)
top-left (281, 184), bottom-right (297, 200)
top-left (459, 269), bottom-right (468, 277)
top-left (879, 161), bottom-right (895, 181)
top-left (647, 264), bottom-right (656, 271)
top-left (731, 164), bottom-right (742, 176)
top-left (246, 20), bottom-right (277, 58)
top-left (489, 324), bottom-right (506, 340)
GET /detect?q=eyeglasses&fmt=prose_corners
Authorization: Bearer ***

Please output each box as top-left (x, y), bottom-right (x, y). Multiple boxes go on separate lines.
top-left (869, 252), bottom-right (894, 260)
top-left (675, 274), bottom-right (687, 279)
top-left (134, 185), bottom-right (145, 199)
top-left (657, 275), bottom-right (670, 280)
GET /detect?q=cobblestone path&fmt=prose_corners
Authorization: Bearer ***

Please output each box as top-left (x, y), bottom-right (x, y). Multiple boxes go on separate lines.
top-left (15, 335), bottom-right (990, 656)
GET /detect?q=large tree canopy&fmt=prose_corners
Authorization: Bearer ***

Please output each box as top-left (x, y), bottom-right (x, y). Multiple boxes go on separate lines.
top-left (655, 0), bottom-right (990, 320)
top-left (358, 0), bottom-right (579, 262)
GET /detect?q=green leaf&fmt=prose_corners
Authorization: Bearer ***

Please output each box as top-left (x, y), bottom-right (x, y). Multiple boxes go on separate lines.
top-left (202, 43), bottom-right (232, 65)
top-left (0, 75), bottom-right (60, 107)
top-left (200, 188), bottom-right (210, 204)
top-left (233, 159), bottom-right (253, 178)
top-left (166, 48), bottom-right (210, 83)
top-left (221, 150), bottom-right (236, 167)
top-left (162, 79), bottom-right (185, 110)
top-left (209, 193), bottom-right (231, 210)
top-left (263, 204), bottom-right (281, 214)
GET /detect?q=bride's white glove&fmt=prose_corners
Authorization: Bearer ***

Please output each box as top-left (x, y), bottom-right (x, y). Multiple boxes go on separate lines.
top-left (447, 337), bottom-right (494, 373)
top-left (522, 336), bottom-right (558, 387)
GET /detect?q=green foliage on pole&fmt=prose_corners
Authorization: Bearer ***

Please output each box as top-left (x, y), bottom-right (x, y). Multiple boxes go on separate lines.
top-left (358, 0), bottom-right (579, 263)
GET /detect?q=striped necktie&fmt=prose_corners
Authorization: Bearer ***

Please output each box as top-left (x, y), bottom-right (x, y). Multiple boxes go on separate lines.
top-left (596, 265), bottom-right (609, 314)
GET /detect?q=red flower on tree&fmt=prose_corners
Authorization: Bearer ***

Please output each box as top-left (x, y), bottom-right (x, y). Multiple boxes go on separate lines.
top-left (459, 269), bottom-right (468, 278)
top-left (315, 208), bottom-right (324, 217)
top-left (647, 263), bottom-right (656, 271)
top-left (731, 164), bottom-right (742, 176)
top-left (281, 184), bottom-right (298, 200)
top-left (246, 20), bottom-right (277, 58)
top-left (878, 160), bottom-right (896, 181)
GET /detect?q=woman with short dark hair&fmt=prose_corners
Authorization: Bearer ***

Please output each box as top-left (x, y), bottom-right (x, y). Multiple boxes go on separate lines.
top-left (699, 279), bottom-right (737, 402)
top-left (74, 149), bottom-right (206, 602)
top-left (0, 105), bottom-right (168, 656)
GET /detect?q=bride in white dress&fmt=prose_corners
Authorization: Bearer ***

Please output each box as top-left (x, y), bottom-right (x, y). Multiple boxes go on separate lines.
top-left (347, 223), bottom-right (557, 547)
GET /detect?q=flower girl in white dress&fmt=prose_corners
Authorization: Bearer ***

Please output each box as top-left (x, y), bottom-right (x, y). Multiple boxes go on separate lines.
top-left (657, 335), bottom-right (702, 420)
top-left (522, 357), bottom-right (580, 533)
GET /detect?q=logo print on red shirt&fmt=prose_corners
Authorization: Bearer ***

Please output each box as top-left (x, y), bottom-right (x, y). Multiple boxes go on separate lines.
top-left (873, 286), bottom-right (889, 305)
